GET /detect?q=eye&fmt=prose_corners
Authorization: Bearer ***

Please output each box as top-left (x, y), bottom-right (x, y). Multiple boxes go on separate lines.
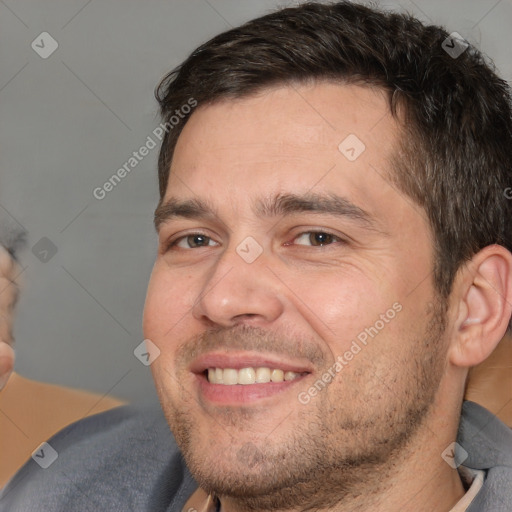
top-left (171, 234), bottom-right (218, 249)
top-left (293, 231), bottom-right (343, 247)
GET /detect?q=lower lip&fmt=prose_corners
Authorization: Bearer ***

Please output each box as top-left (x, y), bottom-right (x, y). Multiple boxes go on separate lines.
top-left (196, 374), bottom-right (308, 405)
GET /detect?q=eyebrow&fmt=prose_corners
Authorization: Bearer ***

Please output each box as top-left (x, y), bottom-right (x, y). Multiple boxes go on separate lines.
top-left (256, 193), bottom-right (375, 226)
top-left (154, 197), bottom-right (219, 230)
top-left (154, 192), bottom-right (381, 232)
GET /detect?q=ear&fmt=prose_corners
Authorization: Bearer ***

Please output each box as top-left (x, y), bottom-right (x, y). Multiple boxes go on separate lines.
top-left (449, 245), bottom-right (512, 368)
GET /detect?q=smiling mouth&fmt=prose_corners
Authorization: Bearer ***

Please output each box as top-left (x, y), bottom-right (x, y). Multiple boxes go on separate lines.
top-left (206, 367), bottom-right (309, 385)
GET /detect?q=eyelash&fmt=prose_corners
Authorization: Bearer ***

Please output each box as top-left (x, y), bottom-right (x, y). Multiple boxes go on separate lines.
top-left (165, 230), bottom-right (346, 251)
top-left (290, 231), bottom-right (344, 247)
top-left (166, 232), bottom-right (218, 251)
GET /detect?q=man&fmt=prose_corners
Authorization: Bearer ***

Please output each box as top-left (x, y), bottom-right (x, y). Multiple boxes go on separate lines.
top-left (1, 2), bottom-right (511, 511)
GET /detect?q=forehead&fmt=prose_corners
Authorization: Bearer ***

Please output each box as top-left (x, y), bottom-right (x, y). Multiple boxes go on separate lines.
top-left (173, 82), bottom-right (396, 162)
top-left (165, 82), bottom-right (409, 226)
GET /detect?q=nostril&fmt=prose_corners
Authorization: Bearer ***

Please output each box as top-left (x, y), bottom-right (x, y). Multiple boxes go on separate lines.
top-left (234, 313), bottom-right (257, 321)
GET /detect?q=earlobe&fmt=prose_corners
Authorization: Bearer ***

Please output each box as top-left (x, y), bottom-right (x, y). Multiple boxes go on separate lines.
top-left (449, 246), bottom-right (512, 368)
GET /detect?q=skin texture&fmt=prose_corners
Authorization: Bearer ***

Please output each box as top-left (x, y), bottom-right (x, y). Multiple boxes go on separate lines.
top-left (143, 82), bottom-right (512, 512)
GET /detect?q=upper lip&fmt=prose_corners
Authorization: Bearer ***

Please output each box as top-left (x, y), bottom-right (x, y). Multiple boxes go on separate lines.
top-left (189, 351), bottom-right (314, 374)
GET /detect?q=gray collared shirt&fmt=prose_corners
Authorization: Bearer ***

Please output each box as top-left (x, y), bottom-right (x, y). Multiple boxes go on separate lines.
top-left (1, 401), bottom-right (510, 511)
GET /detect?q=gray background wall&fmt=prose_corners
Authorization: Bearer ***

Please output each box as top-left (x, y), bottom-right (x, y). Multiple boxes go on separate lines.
top-left (1, 0), bottom-right (511, 405)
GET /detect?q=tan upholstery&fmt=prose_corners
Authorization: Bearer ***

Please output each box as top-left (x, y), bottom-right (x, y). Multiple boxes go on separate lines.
top-left (0, 372), bottom-right (124, 488)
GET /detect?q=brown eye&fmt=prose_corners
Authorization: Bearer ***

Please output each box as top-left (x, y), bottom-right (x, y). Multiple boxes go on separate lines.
top-left (172, 234), bottom-right (217, 249)
top-left (294, 232), bottom-right (340, 246)
top-left (309, 232), bottom-right (335, 246)
top-left (186, 235), bottom-right (211, 248)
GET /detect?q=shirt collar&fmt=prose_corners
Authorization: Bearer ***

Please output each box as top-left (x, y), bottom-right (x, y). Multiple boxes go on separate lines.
top-left (182, 487), bottom-right (219, 512)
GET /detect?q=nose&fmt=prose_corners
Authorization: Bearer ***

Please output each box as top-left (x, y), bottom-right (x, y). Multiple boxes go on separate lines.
top-left (191, 243), bottom-right (285, 328)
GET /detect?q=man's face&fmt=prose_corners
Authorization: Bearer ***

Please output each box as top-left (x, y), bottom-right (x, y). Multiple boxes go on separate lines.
top-left (143, 83), bottom-right (448, 506)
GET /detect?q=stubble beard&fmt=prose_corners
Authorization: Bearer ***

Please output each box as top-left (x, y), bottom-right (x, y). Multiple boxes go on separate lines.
top-left (158, 300), bottom-right (448, 511)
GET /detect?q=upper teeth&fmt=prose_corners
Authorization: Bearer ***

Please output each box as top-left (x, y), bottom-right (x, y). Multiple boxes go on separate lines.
top-left (207, 367), bottom-right (302, 385)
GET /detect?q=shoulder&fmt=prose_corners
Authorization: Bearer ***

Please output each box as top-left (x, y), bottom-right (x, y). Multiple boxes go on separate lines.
top-left (458, 401), bottom-right (512, 468)
top-left (0, 373), bottom-right (125, 487)
top-left (458, 401), bottom-right (512, 511)
top-left (0, 405), bottom-right (198, 512)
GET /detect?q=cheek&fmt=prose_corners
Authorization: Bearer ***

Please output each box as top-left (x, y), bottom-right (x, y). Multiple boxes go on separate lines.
top-left (286, 264), bottom-right (421, 370)
top-left (288, 267), bottom-right (392, 336)
top-left (143, 264), bottom-right (197, 340)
